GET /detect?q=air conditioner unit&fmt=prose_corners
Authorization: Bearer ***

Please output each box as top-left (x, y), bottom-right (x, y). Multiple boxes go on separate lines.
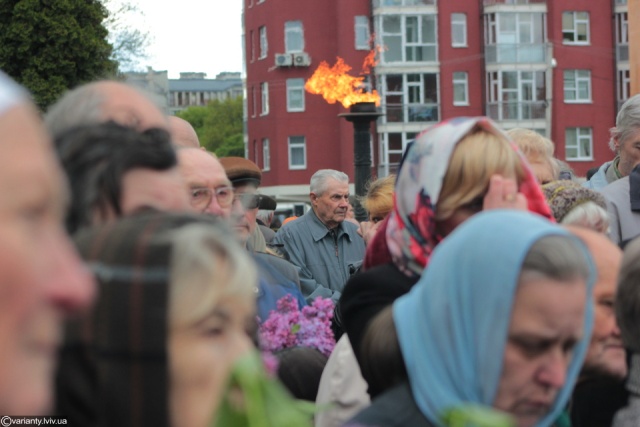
top-left (275, 53), bottom-right (292, 67)
top-left (293, 52), bottom-right (311, 67)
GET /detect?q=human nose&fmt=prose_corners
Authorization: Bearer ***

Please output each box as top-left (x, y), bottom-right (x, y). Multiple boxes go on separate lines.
top-left (536, 349), bottom-right (569, 390)
top-left (204, 194), bottom-right (226, 216)
top-left (43, 227), bottom-right (95, 315)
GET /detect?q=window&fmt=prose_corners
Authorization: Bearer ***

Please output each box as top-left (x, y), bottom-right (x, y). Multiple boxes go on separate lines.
top-left (288, 136), bottom-right (306, 169)
top-left (286, 78), bottom-right (305, 112)
top-left (251, 85), bottom-right (256, 117)
top-left (484, 13), bottom-right (545, 63)
top-left (451, 13), bottom-right (467, 47)
top-left (564, 70), bottom-right (591, 103)
top-left (249, 30), bottom-right (255, 62)
top-left (562, 12), bottom-right (590, 44)
top-left (260, 82), bottom-right (269, 115)
top-left (259, 26), bottom-right (268, 59)
top-left (618, 69), bottom-right (630, 109)
top-left (565, 128), bottom-right (592, 161)
top-left (285, 21), bottom-right (304, 53)
top-left (262, 139), bottom-right (270, 171)
top-left (355, 16), bottom-right (370, 50)
top-left (453, 72), bottom-right (469, 106)
top-left (382, 73), bottom-right (439, 123)
top-left (486, 70), bottom-right (546, 121)
top-left (616, 12), bottom-right (629, 61)
top-left (379, 15), bottom-right (437, 63)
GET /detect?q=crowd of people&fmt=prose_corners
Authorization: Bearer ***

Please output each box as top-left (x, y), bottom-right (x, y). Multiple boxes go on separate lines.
top-left (3, 68), bottom-right (640, 427)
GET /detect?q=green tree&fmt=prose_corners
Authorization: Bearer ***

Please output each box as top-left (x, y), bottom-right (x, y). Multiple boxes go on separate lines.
top-left (178, 97), bottom-right (244, 157)
top-left (0, 0), bottom-right (117, 110)
top-left (102, 0), bottom-right (151, 71)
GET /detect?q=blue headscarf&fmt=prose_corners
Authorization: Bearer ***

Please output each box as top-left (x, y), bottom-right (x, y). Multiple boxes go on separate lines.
top-left (393, 210), bottom-right (595, 427)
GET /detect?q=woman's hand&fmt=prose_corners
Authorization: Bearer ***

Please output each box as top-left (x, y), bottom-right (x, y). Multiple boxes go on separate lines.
top-left (357, 220), bottom-right (382, 245)
top-left (483, 175), bottom-right (528, 212)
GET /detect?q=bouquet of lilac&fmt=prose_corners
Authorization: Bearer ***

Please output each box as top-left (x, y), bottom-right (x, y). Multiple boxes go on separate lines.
top-left (259, 295), bottom-right (336, 357)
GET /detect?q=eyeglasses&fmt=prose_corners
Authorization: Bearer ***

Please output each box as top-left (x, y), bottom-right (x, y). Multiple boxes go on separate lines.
top-left (233, 193), bottom-right (263, 210)
top-left (190, 186), bottom-right (234, 212)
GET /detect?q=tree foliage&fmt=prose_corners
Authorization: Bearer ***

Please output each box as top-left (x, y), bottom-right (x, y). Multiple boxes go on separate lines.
top-left (102, 0), bottom-right (151, 71)
top-left (178, 97), bottom-right (245, 157)
top-left (0, 0), bottom-right (118, 110)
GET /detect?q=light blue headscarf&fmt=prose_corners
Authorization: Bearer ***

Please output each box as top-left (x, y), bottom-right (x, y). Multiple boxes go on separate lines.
top-left (393, 210), bottom-right (595, 427)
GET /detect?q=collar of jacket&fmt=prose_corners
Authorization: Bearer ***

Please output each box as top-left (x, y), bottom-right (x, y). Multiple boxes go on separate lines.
top-left (307, 209), bottom-right (353, 243)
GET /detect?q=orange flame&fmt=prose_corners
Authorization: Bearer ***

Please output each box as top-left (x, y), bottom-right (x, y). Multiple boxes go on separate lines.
top-left (305, 50), bottom-right (380, 108)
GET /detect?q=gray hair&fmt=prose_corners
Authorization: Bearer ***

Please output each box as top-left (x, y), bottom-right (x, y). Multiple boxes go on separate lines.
top-left (44, 82), bottom-right (106, 138)
top-left (310, 169), bottom-right (349, 195)
top-left (616, 237), bottom-right (640, 353)
top-left (519, 234), bottom-right (591, 285)
top-left (168, 223), bottom-right (257, 327)
top-left (609, 94), bottom-right (640, 152)
top-left (561, 202), bottom-right (610, 234)
top-left (256, 209), bottom-right (274, 225)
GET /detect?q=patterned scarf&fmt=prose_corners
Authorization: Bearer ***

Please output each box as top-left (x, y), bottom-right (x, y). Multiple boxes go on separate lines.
top-left (364, 117), bottom-right (552, 277)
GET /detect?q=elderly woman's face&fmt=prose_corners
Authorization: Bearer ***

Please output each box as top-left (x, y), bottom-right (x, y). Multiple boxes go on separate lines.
top-left (616, 128), bottom-right (640, 177)
top-left (493, 276), bottom-right (586, 427)
top-left (169, 294), bottom-right (254, 427)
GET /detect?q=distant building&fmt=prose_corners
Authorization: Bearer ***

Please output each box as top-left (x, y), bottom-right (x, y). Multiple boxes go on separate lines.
top-left (123, 68), bottom-right (170, 114)
top-left (244, 0), bottom-right (628, 200)
top-left (168, 72), bottom-right (243, 115)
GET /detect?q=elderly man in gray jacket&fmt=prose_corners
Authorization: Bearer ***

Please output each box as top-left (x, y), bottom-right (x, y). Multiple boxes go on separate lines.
top-left (274, 169), bottom-right (366, 303)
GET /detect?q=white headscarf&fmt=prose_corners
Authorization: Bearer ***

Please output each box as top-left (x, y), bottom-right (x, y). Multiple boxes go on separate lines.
top-left (0, 70), bottom-right (27, 116)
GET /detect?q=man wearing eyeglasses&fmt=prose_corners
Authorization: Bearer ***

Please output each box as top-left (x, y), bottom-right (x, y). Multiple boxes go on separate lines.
top-left (179, 152), bottom-right (306, 320)
top-left (177, 148), bottom-right (235, 218)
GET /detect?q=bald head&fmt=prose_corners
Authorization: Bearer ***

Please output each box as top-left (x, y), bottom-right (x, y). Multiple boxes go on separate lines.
top-left (169, 116), bottom-right (200, 148)
top-left (568, 226), bottom-right (626, 380)
top-left (45, 80), bottom-right (168, 137)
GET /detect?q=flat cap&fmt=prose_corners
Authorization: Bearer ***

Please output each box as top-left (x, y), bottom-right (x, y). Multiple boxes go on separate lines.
top-left (219, 156), bottom-right (262, 186)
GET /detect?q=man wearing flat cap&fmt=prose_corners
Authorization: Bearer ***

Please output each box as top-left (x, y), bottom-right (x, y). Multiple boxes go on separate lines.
top-left (219, 156), bottom-right (278, 252)
top-left (220, 157), bottom-right (306, 318)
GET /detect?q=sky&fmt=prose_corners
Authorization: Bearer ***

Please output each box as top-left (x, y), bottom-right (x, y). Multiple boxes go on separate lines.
top-left (111, 0), bottom-right (244, 79)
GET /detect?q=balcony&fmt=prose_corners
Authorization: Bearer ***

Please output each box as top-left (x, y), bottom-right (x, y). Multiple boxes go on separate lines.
top-left (373, 0), bottom-right (436, 6)
top-left (617, 44), bottom-right (629, 62)
top-left (485, 43), bottom-right (547, 64)
top-left (483, 0), bottom-right (546, 5)
top-left (486, 101), bottom-right (546, 121)
top-left (384, 103), bottom-right (439, 123)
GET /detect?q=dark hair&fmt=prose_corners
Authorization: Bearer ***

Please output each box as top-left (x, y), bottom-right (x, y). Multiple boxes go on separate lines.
top-left (275, 347), bottom-right (328, 401)
top-left (359, 306), bottom-right (407, 398)
top-left (54, 121), bottom-right (177, 233)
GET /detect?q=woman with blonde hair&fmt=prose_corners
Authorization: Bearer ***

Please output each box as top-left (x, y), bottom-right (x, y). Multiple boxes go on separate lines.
top-left (56, 211), bottom-right (258, 427)
top-left (357, 174), bottom-right (396, 245)
top-left (316, 117), bottom-right (552, 427)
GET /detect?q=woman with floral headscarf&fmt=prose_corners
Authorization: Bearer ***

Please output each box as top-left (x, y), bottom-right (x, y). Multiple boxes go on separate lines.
top-left (347, 211), bottom-right (595, 427)
top-left (316, 117), bottom-right (552, 426)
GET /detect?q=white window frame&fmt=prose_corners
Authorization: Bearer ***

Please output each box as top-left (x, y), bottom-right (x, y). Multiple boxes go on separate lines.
top-left (486, 70), bottom-right (546, 121)
top-left (565, 127), bottom-right (593, 161)
top-left (453, 72), bottom-right (469, 106)
top-left (451, 13), bottom-right (467, 47)
top-left (285, 21), bottom-right (304, 53)
top-left (378, 14), bottom-right (437, 64)
top-left (286, 78), bottom-right (305, 112)
top-left (251, 85), bottom-right (256, 117)
top-left (563, 70), bottom-right (591, 103)
top-left (260, 82), bottom-right (269, 115)
top-left (288, 136), bottom-right (306, 170)
top-left (262, 139), bottom-right (270, 171)
top-left (355, 16), bottom-right (370, 50)
top-left (562, 11), bottom-right (590, 45)
top-left (259, 26), bottom-right (268, 59)
top-left (381, 73), bottom-right (439, 123)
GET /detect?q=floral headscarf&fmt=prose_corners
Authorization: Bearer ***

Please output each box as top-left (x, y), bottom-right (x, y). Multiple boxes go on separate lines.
top-left (366, 116), bottom-right (553, 277)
